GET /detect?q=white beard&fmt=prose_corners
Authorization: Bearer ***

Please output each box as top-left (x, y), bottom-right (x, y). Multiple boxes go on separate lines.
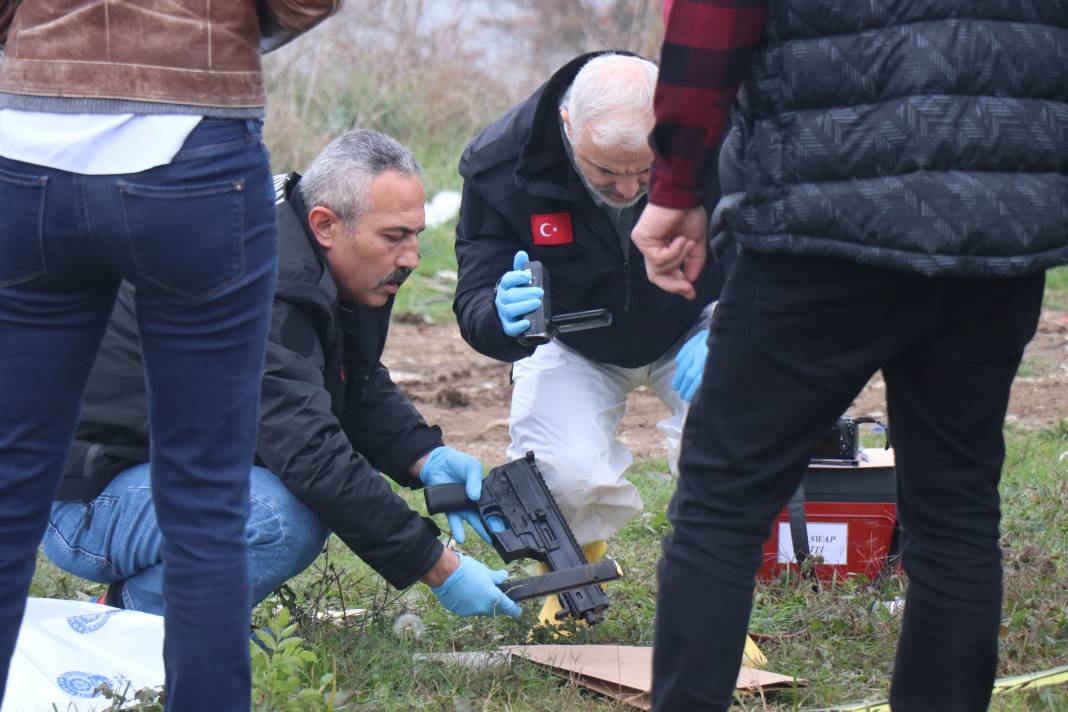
top-left (577, 170), bottom-right (647, 209)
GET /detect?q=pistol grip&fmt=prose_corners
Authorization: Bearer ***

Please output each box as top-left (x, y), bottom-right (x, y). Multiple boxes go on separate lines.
top-left (424, 484), bottom-right (471, 515)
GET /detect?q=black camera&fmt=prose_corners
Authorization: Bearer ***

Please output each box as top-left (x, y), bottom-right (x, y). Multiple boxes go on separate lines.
top-left (811, 416), bottom-right (890, 465)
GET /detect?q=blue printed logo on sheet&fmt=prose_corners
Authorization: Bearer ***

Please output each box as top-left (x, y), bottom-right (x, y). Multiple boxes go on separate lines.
top-left (67, 609), bottom-right (122, 635)
top-left (56, 671), bottom-right (111, 698)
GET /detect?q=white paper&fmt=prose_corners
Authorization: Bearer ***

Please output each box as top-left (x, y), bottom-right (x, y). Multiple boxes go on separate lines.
top-left (2, 598), bottom-right (164, 712)
top-left (777, 522), bottom-right (849, 565)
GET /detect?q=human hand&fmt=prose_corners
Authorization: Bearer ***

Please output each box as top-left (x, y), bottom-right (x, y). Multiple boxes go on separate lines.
top-left (494, 251), bottom-right (544, 337)
top-left (419, 446), bottom-right (496, 545)
top-left (630, 205), bottom-right (708, 299)
top-left (429, 552), bottom-right (522, 618)
top-left (673, 329), bottom-right (709, 402)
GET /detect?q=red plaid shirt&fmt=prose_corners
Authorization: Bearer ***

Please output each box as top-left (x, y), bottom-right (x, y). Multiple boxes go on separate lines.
top-left (649, 0), bottom-right (769, 209)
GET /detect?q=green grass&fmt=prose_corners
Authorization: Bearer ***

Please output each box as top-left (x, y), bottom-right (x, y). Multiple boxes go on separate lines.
top-left (26, 217), bottom-right (1068, 709)
top-left (1045, 266), bottom-right (1068, 312)
top-left (31, 431), bottom-right (1067, 710)
top-left (274, 431), bottom-right (1068, 711)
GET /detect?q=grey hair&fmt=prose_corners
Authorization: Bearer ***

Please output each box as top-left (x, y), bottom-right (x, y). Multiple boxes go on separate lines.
top-left (299, 129), bottom-right (421, 226)
top-left (561, 53), bottom-right (658, 152)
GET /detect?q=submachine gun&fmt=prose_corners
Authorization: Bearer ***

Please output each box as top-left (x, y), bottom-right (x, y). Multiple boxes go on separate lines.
top-left (517, 261), bottom-right (612, 346)
top-left (424, 452), bottom-right (622, 625)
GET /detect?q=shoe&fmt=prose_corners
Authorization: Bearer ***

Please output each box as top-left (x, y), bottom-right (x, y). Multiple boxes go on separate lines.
top-left (743, 635), bottom-right (767, 668)
top-left (527, 539), bottom-right (767, 667)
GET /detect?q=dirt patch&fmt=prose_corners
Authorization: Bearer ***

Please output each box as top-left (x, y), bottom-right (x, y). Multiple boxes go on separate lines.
top-left (385, 309), bottom-right (1068, 462)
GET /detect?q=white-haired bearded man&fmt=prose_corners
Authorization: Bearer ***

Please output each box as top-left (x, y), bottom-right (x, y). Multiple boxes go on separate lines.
top-left (452, 52), bottom-right (737, 630)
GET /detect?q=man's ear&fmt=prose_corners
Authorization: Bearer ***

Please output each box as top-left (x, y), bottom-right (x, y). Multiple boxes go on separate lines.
top-left (560, 108), bottom-right (573, 141)
top-left (307, 206), bottom-right (340, 250)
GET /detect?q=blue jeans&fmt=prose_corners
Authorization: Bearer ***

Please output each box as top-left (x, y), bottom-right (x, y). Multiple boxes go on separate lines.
top-left (0, 119), bottom-right (277, 711)
top-left (43, 464), bottom-right (330, 614)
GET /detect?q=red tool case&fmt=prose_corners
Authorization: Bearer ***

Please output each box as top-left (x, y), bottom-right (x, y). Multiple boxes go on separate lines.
top-left (758, 448), bottom-right (899, 583)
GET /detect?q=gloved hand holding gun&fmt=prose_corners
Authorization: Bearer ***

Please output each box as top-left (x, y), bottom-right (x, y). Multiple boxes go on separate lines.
top-left (417, 447), bottom-right (518, 618)
top-left (494, 250), bottom-right (612, 346)
top-left (424, 452), bottom-right (623, 625)
top-left (418, 446), bottom-right (506, 545)
top-left (423, 550), bottom-right (522, 618)
top-left (494, 251), bottom-right (543, 337)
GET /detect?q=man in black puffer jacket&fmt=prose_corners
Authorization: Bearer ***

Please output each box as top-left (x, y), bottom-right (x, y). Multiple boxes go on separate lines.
top-left (633, 2), bottom-right (1068, 710)
top-left (44, 130), bottom-right (520, 623)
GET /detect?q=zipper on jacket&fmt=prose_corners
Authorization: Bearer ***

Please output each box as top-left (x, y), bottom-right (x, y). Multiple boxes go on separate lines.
top-left (622, 253), bottom-right (632, 315)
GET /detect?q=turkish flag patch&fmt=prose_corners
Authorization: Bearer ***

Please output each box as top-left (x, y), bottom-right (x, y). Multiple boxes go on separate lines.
top-left (530, 212), bottom-right (573, 246)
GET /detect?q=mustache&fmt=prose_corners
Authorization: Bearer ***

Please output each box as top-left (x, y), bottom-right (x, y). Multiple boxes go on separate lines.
top-left (377, 267), bottom-right (413, 288)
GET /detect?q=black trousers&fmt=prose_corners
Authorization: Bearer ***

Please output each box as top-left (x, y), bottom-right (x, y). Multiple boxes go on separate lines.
top-left (652, 250), bottom-right (1045, 711)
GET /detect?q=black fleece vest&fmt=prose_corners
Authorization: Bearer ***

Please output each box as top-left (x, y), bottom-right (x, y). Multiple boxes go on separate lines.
top-left (719, 1), bottom-right (1068, 278)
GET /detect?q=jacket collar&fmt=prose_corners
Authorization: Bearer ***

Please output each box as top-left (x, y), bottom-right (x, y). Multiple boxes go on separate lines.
top-left (281, 172), bottom-right (339, 306)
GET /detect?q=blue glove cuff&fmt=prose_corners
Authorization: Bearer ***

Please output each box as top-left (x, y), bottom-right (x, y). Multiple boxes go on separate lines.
top-left (429, 552), bottom-right (466, 597)
top-left (418, 446), bottom-right (445, 485)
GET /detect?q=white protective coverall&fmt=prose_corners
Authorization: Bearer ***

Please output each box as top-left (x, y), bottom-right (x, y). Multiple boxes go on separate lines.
top-left (506, 303), bottom-right (715, 544)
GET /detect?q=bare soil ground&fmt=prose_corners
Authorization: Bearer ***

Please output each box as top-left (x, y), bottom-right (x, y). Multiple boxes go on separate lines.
top-left (385, 309), bottom-right (1068, 464)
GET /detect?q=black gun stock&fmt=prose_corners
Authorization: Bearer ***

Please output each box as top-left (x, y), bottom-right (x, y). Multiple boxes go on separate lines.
top-left (425, 452), bottom-right (621, 624)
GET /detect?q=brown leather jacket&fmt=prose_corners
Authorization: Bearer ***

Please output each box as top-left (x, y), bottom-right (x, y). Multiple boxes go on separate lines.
top-left (0, 0), bottom-right (340, 109)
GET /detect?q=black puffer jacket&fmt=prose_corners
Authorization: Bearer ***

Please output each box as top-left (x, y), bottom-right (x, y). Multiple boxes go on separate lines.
top-left (717, 1), bottom-right (1068, 277)
top-left (61, 173), bottom-right (444, 590)
top-left (454, 52), bottom-right (729, 368)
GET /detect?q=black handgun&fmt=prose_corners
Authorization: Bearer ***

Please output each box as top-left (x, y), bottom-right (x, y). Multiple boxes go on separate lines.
top-left (424, 451), bottom-right (622, 625)
top-left (518, 261), bottom-right (612, 346)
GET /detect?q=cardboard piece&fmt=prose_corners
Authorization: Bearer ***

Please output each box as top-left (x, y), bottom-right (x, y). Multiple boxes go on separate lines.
top-left (505, 645), bottom-right (800, 710)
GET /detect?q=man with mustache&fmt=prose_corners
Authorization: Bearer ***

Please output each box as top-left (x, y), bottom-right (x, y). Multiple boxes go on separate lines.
top-left (42, 130), bottom-right (520, 621)
top-left (453, 52), bottom-right (733, 628)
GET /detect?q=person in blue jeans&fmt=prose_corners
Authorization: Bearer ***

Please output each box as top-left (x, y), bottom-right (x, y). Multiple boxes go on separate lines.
top-left (42, 129), bottom-right (520, 622)
top-left (0, 3), bottom-right (343, 709)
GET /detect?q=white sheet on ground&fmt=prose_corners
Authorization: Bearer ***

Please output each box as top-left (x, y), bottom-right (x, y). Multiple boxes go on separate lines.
top-left (424, 190), bottom-right (461, 228)
top-left (2, 598), bottom-right (164, 712)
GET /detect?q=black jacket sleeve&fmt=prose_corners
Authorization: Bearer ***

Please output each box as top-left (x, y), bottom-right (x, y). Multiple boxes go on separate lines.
top-left (341, 363), bottom-right (443, 488)
top-left (257, 297), bottom-right (442, 590)
top-left (453, 181), bottom-right (537, 363)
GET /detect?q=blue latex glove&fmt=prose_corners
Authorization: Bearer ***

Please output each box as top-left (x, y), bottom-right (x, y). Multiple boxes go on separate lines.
top-left (673, 329), bottom-right (709, 402)
top-left (495, 251), bottom-right (544, 337)
top-left (430, 552), bottom-right (522, 618)
top-left (420, 446), bottom-right (504, 545)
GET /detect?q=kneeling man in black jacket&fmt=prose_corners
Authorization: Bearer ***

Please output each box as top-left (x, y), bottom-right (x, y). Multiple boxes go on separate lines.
top-left (44, 130), bottom-right (519, 620)
top-left (453, 52), bottom-right (731, 625)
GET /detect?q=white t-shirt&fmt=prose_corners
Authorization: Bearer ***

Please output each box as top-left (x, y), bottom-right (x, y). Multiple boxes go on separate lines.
top-left (0, 110), bottom-right (202, 175)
